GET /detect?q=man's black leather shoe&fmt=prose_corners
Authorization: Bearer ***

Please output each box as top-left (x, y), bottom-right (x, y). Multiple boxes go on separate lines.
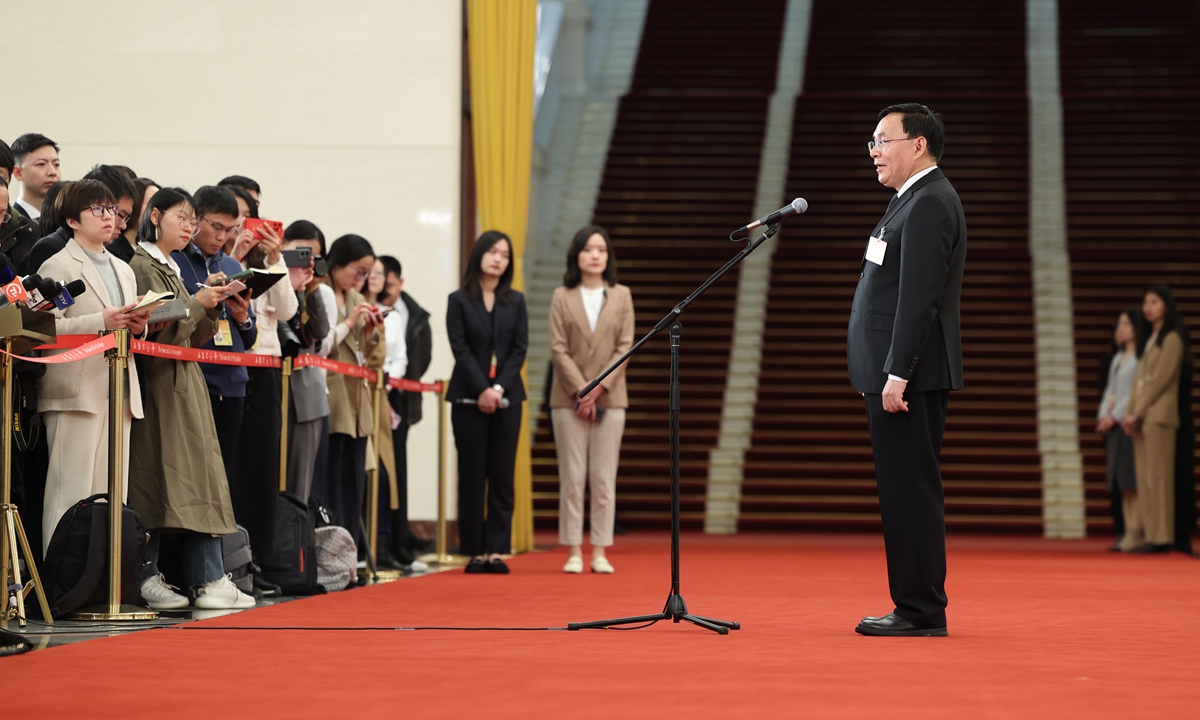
top-left (376, 546), bottom-right (409, 571)
top-left (855, 613), bottom-right (947, 637)
top-left (1128, 543), bottom-right (1172, 554)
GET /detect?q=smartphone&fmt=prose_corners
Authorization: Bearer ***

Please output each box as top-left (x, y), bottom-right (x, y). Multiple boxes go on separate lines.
top-left (244, 217), bottom-right (284, 239)
top-left (215, 269), bottom-right (253, 286)
top-left (282, 247), bottom-right (312, 268)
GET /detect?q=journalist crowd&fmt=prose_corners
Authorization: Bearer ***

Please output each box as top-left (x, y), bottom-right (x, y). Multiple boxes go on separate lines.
top-left (1, 132), bottom-right (635, 614)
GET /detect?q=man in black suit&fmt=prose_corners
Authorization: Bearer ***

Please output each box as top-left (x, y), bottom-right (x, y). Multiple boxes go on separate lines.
top-left (847, 103), bottom-right (967, 636)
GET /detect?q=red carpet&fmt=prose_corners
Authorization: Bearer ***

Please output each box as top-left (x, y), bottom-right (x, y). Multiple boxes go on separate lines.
top-left (6, 532), bottom-right (1199, 718)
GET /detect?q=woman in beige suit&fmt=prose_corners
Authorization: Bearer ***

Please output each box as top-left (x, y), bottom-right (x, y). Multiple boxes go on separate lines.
top-left (1121, 285), bottom-right (1189, 553)
top-left (549, 225), bottom-right (634, 574)
top-left (36, 180), bottom-right (151, 553)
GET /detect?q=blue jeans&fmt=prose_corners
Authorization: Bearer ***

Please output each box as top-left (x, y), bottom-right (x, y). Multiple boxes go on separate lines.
top-left (139, 529), bottom-right (224, 587)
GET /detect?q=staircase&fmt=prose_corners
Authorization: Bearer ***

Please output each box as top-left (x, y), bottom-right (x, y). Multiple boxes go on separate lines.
top-left (739, 0), bottom-right (1044, 532)
top-left (1058, 0), bottom-right (1200, 533)
top-left (531, 0), bottom-right (789, 530)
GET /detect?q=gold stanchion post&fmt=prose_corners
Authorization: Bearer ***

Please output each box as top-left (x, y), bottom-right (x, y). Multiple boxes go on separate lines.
top-left (433, 381), bottom-right (460, 566)
top-left (279, 356), bottom-right (293, 493)
top-left (364, 371), bottom-right (385, 572)
top-left (70, 329), bottom-right (156, 620)
top-left (1, 336), bottom-right (54, 627)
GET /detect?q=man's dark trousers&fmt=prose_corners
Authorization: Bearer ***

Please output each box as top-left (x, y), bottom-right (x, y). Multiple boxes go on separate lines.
top-left (864, 389), bottom-right (949, 628)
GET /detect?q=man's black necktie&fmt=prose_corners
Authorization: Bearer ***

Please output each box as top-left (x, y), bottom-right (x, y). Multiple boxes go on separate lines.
top-left (886, 194), bottom-right (898, 214)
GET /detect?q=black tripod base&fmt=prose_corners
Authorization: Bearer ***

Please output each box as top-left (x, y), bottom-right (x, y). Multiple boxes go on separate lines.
top-left (568, 593), bottom-right (740, 635)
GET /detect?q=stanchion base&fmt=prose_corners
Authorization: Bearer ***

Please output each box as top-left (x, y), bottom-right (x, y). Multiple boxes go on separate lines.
top-left (422, 553), bottom-right (468, 568)
top-left (68, 605), bottom-right (159, 621)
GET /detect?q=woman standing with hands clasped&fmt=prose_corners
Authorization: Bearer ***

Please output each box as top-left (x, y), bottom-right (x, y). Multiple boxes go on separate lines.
top-left (446, 231), bottom-right (528, 574)
top-left (1096, 309), bottom-right (1142, 551)
top-left (549, 226), bottom-right (634, 574)
top-left (1122, 285), bottom-right (1188, 554)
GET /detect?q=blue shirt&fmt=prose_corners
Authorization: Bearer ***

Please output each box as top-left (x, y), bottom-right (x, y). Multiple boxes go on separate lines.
top-left (173, 243), bottom-right (258, 398)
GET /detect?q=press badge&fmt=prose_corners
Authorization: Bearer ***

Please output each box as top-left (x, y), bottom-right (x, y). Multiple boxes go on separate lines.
top-left (214, 319), bottom-right (233, 347)
top-left (866, 233), bottom-right (887, 265)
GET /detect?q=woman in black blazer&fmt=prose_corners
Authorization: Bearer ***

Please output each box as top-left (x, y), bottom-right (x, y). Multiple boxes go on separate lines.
top-left (447, 230), bottom-right (528, 574)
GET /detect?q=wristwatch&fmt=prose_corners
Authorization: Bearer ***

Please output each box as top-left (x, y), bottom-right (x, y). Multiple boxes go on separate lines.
top-left (237, 317), bottom-right (253, 331)
top-left (491, 384), bottom-right (505, 396)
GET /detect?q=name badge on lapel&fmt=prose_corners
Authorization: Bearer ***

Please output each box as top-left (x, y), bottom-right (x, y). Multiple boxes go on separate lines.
top-left (866, 229), bottom-right (887, 266)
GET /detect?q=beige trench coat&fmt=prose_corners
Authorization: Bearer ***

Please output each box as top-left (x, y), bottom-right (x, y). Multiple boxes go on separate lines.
top-left (127, 246), bottom-right (236, 535)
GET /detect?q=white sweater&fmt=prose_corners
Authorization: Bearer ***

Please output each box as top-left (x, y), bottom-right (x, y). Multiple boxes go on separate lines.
top-left (246, 256), bottom-right (299, 356)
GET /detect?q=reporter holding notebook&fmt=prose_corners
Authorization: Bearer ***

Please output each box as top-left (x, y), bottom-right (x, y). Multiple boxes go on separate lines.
top-left (36, 179), bottom-right (150, 553)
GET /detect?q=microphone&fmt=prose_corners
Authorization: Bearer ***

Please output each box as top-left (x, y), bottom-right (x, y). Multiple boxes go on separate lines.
top-left (52, 279), bottom-right (86, 310)
top-left (0, 253), bottom-right (15, 285)
top-left (733, 198), bottom-right (808, 239)
top-left (453, 397), bottom-right (512, 409)
top-left (29, 278), bottom-right (63, 312)
top-left (20, 274), bottom-right (45, 309)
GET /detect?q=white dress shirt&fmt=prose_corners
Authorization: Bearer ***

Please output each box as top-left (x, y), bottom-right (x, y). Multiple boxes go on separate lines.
top-left (580, 285), bottom-right (605, 333)
top-left (139, 240), bottom-right (182, 278)
top-left (16, 197), bottom-right (41, 221)
top-left (380, 297), bottom-right (409, 379)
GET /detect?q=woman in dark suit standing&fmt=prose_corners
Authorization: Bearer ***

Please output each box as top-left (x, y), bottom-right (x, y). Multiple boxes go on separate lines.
top-left (447, 230), bottom-right (528, 574)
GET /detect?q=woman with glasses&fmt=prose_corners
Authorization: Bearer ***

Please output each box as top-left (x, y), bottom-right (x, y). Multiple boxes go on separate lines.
top-left (446, 230), bottom-right (528, 574)
top-left (127, 186), bottom-right (253, 610)
top-left (36, 179), bottom-right (152, 554)
top-left (315, 234), bottom-right (386, 553)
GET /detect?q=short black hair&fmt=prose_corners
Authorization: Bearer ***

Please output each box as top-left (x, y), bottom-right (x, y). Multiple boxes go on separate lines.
top-left (284, 219), bottom-right (322, 244)
top-left (11, 133), bottom-right (59, 164)
top-left (461, 230), bottom-right (514, 303)
top-left (55, 179), bottom-right (115, 231)
top-left (0, 139), bottom-right (14, 174)
top-left (379, 255), bottom-right (402, 279)
top-left (878, 103), bottom-right (944, 162)
top-left (193, 185), bottom-right (239, 220)
top-left (39, 182), bottom-right (70, 237)
top-left (226, 185), bottom-right (259, 219)
top-left (82, 164), bottom-right (137, 202)
top-left (563, 224), bottom-right (617, 288)
top-left (218, 175), bottom-right (261, 195)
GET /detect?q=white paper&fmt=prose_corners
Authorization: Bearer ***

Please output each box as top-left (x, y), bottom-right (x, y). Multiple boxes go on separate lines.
top-left (866, 235), bottom-right (887, 265)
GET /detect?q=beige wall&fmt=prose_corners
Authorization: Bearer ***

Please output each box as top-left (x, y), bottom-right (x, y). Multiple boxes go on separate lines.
top-left (4, 0), bottom-right (463, 521)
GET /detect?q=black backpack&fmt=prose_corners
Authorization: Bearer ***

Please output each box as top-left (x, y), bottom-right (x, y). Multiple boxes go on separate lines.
top-left (41, 494), bottom-right (148, 618)
top-left (258, 493), bottom-right (323, 596)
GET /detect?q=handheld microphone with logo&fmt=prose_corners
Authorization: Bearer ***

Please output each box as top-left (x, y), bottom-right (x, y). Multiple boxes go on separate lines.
top-left (28, 277), bottom-right (64, 312)
top-left (453, 397), bottom-right (512, 409)
top-left (19, 274), bottom-right (44, 308)
top-left (731, 198), bottom-right (808, 240)
top-left (52, 280), bottom-right (86, 310)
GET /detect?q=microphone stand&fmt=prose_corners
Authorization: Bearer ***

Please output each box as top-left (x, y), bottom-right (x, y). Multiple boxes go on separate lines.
top-left (568, 222), bottom-right (780, 635)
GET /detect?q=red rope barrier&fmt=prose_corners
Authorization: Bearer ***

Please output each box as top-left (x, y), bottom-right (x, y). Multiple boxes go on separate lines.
top-left (11, 332), bottom-right (443, 392)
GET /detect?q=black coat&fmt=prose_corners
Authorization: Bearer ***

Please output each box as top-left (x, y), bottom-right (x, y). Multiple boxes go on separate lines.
top-left (397, 291), bottom-right (433, 425)
top-left (847, 168), bottom-right (967, 394)
top-left (0, 210), bottom-right (39, 274)
top-left (445, 287), bottom-right (528, 404)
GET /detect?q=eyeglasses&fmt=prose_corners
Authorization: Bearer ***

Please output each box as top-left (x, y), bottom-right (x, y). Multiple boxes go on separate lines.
top-left (166, 211), bottom-right (199, 233)
top-left (867, 136), bottom-right (916, 153)
top-left (352, 268), bottom-right (370, 280)
top-left (201, 216), bottom-right (236, 236)
top-left (86, 204), bottom-right (120, 217)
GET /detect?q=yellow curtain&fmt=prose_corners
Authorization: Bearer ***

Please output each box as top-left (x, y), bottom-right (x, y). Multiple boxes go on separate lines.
top-left (467, 0), bottom-right (537, 553)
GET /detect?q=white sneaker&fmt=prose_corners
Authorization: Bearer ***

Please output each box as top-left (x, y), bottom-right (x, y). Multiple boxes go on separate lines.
top-left (140, 573), bottom-right (189, 610)
top-left (195, 574), bottom-right (255, 610)
top-left (590, 557), bottom-right (615, 574)
top-left (563, 556), bottom-right (584, 574)
top-left (408, 560), bottom-right (430, 573)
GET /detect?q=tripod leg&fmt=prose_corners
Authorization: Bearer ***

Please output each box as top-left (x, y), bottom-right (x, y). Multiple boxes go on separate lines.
top-left (568, 612), bottom-right (669, 631)
top-left (4, 508), bottom-right (26, 625)
top-left (12, 511), bottom-right (52, 623)
top-left (680, 614), bottom-right (729, 635)
top-left (687, 614), bottom-right (740, 630)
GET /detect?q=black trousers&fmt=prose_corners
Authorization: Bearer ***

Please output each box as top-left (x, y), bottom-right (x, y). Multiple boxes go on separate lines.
top-left (865, 390), bottom-right (949, 628)
top-left (209, 392), bottom-right (244, 491)
top-left (452, 403), bottom-right (521, 556)
top-left (233, 367), bottom-right (281, 558)
top-left (378, 390), bottom-right (411, 549)
top-left (326, 433), bottom-right (368, 548)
